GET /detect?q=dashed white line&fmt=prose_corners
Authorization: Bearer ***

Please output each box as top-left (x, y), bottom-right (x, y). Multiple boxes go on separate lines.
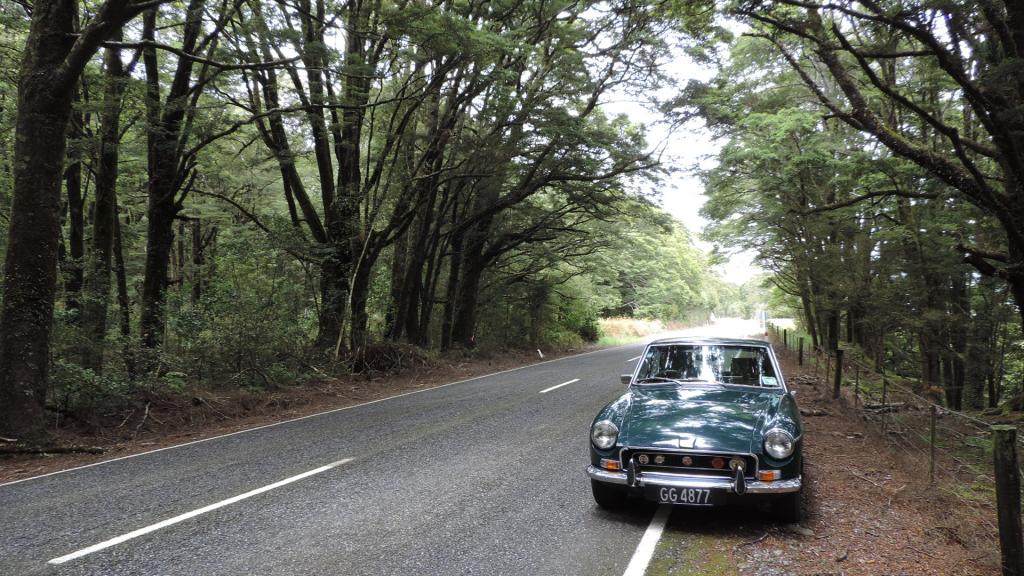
top-left (48, 458), bottom-right (353, 565)
top-left (626, 355), bottom-right (641, 362)
top-left (2, 345), bottom-right (640, 489)
top-left (538, 378), bottom-right (580, 394)
top-left (622, 504), bottom-right (671, 576)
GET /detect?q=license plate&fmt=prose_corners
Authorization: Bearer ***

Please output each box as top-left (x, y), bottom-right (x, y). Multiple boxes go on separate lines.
top-left (647, 486), bottom-right (721, 506)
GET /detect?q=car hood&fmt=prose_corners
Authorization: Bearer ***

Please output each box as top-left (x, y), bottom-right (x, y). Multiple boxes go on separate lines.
top-left (622, 385), bottom-right (781, 454)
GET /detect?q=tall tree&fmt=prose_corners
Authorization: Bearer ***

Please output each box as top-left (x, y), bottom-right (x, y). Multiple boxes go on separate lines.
top-left (79, 36), bottom-right (129, 373)
top-left (733, 0), bottom-right (1024, 330)
top-left (0, 0), bottom-right (160, 439)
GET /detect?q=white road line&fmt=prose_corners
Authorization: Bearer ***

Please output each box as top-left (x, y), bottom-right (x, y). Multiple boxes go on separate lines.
top-left (622, 505), bottom-right (671, 576)
top-left (1, 344), bottom-right (641, 489)
top-left (626, 355), bottom-right (641, 362)
top-left (538, 378), bottom-right (580, 394)
top-left (48, 458), bottom-right (353, 565)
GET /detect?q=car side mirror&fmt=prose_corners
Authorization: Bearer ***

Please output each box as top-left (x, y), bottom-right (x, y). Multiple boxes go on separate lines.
top-left (620, 374), bottom-right (632, 386)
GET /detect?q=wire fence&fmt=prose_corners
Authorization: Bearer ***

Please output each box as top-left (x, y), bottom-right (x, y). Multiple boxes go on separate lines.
top-left (766, 325), bottom-right (1007, 570)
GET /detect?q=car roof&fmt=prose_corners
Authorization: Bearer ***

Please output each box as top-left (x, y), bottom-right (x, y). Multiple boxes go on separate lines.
top-left (646, 337), bottom-right (771, 347)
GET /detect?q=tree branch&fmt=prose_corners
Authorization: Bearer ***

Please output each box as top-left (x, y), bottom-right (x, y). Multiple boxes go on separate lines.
top-left (799, 189), bottom-right (939, 215)
top-left (103, 40), bottom-right (302, 71)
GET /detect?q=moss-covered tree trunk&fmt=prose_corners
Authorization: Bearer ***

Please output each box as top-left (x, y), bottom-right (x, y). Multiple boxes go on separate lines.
top-left (0, 0), bottom-right (143, 439)
top-left (0, 1), bottom-right (78, 439)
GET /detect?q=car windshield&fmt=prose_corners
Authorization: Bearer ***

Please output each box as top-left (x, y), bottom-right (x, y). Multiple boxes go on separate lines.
top-left (634, 344), bottom-right (779, 387)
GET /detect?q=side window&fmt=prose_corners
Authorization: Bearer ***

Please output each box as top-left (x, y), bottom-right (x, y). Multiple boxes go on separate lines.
top-left (638, 348), bottom-right (663, 379)
top-left (758, 351), bottom-right (779, 386)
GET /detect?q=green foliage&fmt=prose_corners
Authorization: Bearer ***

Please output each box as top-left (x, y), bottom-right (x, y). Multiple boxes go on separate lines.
top-left (169, 229), bottom-right (315, 389)
top-left (0, 0), bottom-right (751, 439)
top-left (690, 18), bottom-right (1019, 410)
top-left (49, 359), bottom-right (133, 419)
top-left (597, 217), bottom-right (713, 322)
top-left (471, 197), bottom-right (718, 350)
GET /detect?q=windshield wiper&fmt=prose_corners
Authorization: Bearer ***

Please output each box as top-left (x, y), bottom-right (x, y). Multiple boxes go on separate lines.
top-left (633, 376), bottom-right (682, 384)
top-left (634, 377), bottom-right (722, 386)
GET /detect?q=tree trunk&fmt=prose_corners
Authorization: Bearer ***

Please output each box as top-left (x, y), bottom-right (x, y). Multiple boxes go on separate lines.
top-left (965, 326), bottom-right (991, 411)
top-left (826, 309), bottom-right (840, 352)
top-left (0, 0), bottom-right (80, 440)
top-left (349, 252), bottom-right (373, 354)
top-left (139, 191), bottom-right (177, 350)
top-left (450, 258), bottom-right (485, 348)
top-left (948, 272), bottom-right (969, 410)
top-left (397, 199), bottom-right (438, 343)
top-left (799, 280), bottom-right (819, 350)
top-left (64, 134), bottom-right (85, 317)
top-left (316, 256), bottom-right (348, 350)
top-left (416, 221), bottom-right (447, 348)
top-left (920, 338), bottom-right (940, 390)
top-left (138, 1), bottom-right (204, 354)
top-left (440, 229), bottom-right (464, 351)
top-left (451, 224), bottom-right (491, 348)
top-left (191, 219), bottom-right (203, 305)
top-left (79, 40), bottom-right (126, 373)
top-left (113, 207), bottom-right (135, 379)
top-left (384, 228), bottom-right (409, 340)
top-left (528, 284), bottom-right (550, 348)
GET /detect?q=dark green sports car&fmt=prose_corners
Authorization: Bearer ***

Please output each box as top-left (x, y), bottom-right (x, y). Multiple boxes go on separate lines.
top-left (586, 337), bottom-right (804, 521)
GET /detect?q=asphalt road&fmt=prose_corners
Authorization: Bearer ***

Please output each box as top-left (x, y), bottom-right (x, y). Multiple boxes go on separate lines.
top-left (1, 320), bottom-right (759, 576)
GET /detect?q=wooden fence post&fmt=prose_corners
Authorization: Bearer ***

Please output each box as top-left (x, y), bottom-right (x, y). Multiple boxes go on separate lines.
top-left (798, 337), bottom-right (804, 366)
top-left (783, 329), bottom-right (788, 349)
top-left (833, 349), bottom-right (843, 399)
top-left (993, 425), bottom-right (1024, 576)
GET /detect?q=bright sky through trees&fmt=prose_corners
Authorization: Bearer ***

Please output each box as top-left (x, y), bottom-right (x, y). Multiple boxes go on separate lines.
top-left (601, 42), bottom-right (762, 284)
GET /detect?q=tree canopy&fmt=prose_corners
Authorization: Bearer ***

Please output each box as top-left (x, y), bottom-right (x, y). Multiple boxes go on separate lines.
top-left (0, 0), bottom-right (731, 438)
top-left (689, 0), bottom-right (1024, 410)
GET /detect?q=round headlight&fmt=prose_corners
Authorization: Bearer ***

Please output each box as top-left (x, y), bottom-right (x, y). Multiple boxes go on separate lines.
top-left (591, 420), bottom-right (619, 450)
top-left (763, 429), bottom-right (795, 459)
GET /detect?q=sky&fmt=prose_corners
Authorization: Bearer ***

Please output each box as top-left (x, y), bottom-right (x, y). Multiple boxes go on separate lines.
top-left (600, 46), bottom-right (762, 286)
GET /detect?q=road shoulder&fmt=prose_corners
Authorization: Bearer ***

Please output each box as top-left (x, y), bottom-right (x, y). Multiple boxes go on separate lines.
top-left (645, 352), bottom-right (992, 576)
top-left (0, 343), bottom-right (634, 485)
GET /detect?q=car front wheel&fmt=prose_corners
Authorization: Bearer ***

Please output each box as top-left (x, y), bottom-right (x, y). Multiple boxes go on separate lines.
top-left (591, 479), bottom-right (627, 509)
top-left (771, 490), bottom-right (803, 523)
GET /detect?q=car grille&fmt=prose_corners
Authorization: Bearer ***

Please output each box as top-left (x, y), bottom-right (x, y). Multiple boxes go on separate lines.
top-left (622, 449), bottom-right (757, 479)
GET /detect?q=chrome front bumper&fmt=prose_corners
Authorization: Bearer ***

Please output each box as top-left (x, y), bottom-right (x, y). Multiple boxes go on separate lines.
top-left (586, 465), bottom-right (802, 494)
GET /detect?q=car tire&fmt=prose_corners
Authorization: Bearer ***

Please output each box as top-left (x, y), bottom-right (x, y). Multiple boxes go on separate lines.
top-left (591, 479), bottom-right (627, 509)
top-left (772, 490), bottom-right (802, 523)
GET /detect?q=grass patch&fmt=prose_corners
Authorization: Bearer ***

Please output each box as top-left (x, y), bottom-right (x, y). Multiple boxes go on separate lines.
top-left (648, 532), bottom-right (738, 576)
top-left (597, 317), bottom-right (667, 346)
top-left (597, 334), bottom-right (647, 346)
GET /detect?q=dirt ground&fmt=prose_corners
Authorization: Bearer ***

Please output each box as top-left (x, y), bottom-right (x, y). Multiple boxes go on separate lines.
top-left (649, 348), bottom-right (998, 576)
top-left (0, 346), bottom-right (594, 484)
